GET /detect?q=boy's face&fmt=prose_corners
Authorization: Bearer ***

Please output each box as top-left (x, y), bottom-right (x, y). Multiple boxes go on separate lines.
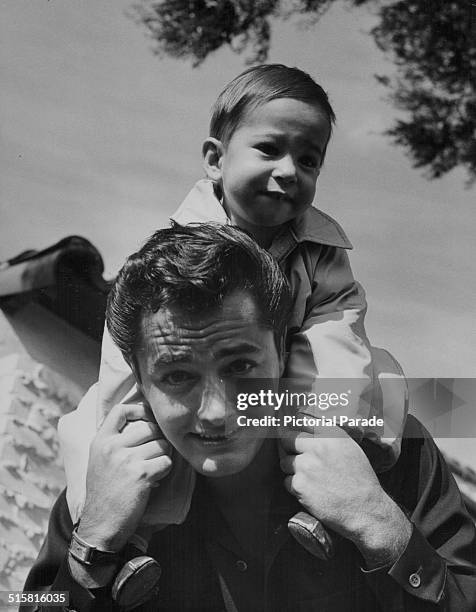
top-left (208, 98), bottom-right (331, 229)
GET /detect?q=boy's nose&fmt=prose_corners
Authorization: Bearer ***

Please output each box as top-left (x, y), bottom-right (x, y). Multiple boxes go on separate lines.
top-left (272, 155), bottom-right (297, 184)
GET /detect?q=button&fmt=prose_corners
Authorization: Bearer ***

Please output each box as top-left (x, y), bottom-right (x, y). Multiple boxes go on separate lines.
top-left (409, 573), bottom-right (421, 588)
top-left (236, 560), bottom-right (248, 572)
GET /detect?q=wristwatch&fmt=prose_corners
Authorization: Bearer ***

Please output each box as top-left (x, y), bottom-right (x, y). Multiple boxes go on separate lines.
top-left (69, 528), bottom-right (161, 609)
top-left (69, 527), bottom-right (120, 566)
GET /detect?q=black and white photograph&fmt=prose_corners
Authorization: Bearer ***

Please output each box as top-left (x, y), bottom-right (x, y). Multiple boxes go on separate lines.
top-left (1, 1), bottom-right (475, 610)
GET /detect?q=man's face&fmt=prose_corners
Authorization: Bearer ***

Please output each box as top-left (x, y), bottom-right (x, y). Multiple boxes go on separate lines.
top-left (217, 98), bottom-right (330, 230)
top-left (135, 290), bottom-right (282, 478)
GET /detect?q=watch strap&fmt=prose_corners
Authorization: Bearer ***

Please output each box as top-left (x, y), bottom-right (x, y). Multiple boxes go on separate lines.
top-left (69, 527), bottom-right (120, 566)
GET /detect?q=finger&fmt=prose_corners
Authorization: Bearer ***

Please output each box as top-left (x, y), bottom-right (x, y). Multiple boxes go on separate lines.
top-left (133, 439), bottom-right (171, 461)
top-left (144, 455), bottom-right (173, 484)
top-left (282, 419), bottom-right (333, 438)
top-left (279, 430), bottom-right (312, 454)
top-left (279, 454), bottom-right (297, 475)
top-left (120, 420), bottom-right (164, 447)
top-left (283, 474), bottom-right (294, 494)
top-left (280, 425), bottom-right (349, 454)
top-left (101, 403), bottom-right (153, 435)
top-left (284, 418), bottom-right (325, 437)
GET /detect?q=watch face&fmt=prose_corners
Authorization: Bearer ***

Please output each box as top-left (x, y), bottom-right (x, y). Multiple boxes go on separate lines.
top-left (112, 556), bottom-right (162, 609)
top-left (69, 533), bottom-right (93, 564)
top-left (69, 529), bottom-right (118, 566)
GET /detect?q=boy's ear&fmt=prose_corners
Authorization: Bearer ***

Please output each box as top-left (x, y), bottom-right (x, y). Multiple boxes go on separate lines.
top-left (202, 137), bottom-right (225, 181)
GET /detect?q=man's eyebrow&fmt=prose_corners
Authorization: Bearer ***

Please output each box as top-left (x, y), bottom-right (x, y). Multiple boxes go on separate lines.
top-left (151, 352), bottom-right (193, 367)
top-left (214, 343), bottom-right (262, 359)
top-left (147, 342), bottom-right (262, 368)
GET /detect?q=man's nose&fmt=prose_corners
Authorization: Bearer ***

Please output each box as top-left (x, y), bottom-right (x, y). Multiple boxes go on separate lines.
top-left (272, 154), bottom-right (297, 184)
top-left (196, 379), bottom-right (229, 428)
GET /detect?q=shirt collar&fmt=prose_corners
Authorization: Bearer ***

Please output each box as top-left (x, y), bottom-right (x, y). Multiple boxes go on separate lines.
top-left (171, 179), bottom-right (352, 250)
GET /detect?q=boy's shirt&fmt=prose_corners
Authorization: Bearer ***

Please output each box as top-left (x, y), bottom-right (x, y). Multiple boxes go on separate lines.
top-left (173, 181), bottom-right (362, 342)
top-left (60, 179), bottom-right (407, 524)
top-left (173, 181), bottom-right (376, 426)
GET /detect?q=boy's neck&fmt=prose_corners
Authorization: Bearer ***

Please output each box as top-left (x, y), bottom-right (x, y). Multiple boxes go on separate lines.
top-left (225, 209), bottom-right (283, 249)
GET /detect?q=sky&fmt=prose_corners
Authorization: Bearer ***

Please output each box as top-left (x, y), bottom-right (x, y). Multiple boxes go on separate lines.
top-left (1, 1), bottom-right (474, 460)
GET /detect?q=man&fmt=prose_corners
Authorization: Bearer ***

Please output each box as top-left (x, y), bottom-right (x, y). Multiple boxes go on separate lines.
top-left (25, 223), bottom-right (476, 610)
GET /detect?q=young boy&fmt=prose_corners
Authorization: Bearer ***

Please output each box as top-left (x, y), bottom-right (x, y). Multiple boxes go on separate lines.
top-left (59, 64), bottom-right (407, 552)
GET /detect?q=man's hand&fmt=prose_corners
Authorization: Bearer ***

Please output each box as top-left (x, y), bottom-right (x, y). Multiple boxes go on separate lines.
top-left (280, 427), bottom-right (411, 568)
top-left (76, 402), bottom-right (172, 553)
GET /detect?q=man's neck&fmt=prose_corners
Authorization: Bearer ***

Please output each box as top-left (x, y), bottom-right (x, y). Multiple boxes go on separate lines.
top-left (206, 439), bottom-right (279, 508)
top-left (205, 440), bottom-right (280, 559)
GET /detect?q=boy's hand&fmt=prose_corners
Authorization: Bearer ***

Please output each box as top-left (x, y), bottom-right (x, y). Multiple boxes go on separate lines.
top-left (279, 426), bottom-right (411, 567)
top-left (77, 402), bottom-right (172, 553)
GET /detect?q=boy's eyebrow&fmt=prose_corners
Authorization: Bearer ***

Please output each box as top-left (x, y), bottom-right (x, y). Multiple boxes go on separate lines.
top-left (297, 137), bottom-right (324, 155)
top-left (251, 131), bottom-right (323, 155)
top-left (306, 139), bottom-right (323, 150)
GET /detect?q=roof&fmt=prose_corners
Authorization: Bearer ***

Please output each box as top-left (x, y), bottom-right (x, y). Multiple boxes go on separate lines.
top-left (0, 236), bottom-right (110, 392)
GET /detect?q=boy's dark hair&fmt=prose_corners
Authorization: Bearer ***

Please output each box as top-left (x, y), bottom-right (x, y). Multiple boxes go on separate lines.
top-left (106, 222), bottom-right (292, 364)
top-left (210, 63), bottom-right (336, 152)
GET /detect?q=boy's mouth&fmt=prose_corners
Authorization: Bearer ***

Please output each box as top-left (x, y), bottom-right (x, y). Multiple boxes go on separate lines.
top-left (262, 190), bottom-right (294, 204)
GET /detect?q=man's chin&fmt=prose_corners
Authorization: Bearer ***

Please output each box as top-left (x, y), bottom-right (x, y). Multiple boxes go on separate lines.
top-left (191, 455), bottom-right (249, 478)
top-left (180, 429), bottom-right (265, 477)
top-left (191, 443), bottom-right (262, 478)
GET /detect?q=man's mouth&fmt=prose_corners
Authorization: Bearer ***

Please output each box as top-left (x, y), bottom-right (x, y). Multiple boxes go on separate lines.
top-left (190, 429), bottom-right (239, 445)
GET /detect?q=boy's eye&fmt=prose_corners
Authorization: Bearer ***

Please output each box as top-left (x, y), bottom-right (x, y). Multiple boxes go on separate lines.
top-left (300, 154), bottom-right (319, 169)
top-left (255, 143), bottom-right (279, 156)
top-left (223, 359), bottom-right (256, 377)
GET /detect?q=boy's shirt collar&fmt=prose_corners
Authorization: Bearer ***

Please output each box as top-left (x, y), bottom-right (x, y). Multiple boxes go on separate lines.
top-left (171, 179), bottom-right (229, 225)
top-left (171, 179), bottom-right (352, 250)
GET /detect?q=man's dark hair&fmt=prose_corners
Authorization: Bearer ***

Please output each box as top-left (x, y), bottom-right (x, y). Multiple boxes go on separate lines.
top-left (106, 222), bottom-right (292, 364)
top-left (210, 63), bottom-right (336, 157)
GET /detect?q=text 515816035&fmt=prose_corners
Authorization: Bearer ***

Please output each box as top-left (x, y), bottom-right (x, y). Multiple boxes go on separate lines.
top-left (0, 591), bottom-right (68, 607)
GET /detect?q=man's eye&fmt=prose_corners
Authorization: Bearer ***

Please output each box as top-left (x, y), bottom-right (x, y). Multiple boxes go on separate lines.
top-left (256, 143), bottom-right (279, 156)
top-left (300, 155), bottom-right (319, 169)
top-left (162, 371), bottom-right (195, 386)
top-left (224, 360), bottom-right (256, 377)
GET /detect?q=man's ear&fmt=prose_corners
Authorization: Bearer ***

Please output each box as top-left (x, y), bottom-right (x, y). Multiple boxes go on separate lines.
top-left (277, 337), bottom-right (286, 378)
top-left (130, 360), bottom-right (154, 412)
top-left (202, 137), bottom-right (225, 182)
top-left (129, 355), bottom-right (144, 389)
